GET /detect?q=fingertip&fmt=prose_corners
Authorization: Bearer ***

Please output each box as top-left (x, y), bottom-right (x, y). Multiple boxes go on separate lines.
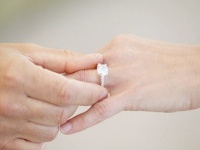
top-left (60, 117), bottom-right (88, 135)
top-left (60, 123), bottom-right (73, 134)
top-left (99, 88), bottom-right (109, 100)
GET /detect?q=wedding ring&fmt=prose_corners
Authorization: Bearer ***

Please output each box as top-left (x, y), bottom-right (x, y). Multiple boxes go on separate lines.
top-left (97, 63), bottom-right (109, 87)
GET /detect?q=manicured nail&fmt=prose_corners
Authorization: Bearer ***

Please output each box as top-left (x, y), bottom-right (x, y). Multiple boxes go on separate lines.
top-left (60, 123), bottom-right (72, 133)
top-left (100, 90), bottom-right (108, 100)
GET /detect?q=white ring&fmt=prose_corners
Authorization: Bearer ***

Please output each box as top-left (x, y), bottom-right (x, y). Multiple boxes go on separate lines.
top-left (97, 63), bottom-right (109, 87)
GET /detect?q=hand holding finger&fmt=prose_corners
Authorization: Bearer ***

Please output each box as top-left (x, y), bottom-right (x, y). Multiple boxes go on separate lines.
top-left (0, 44), bottom-right (106, 149)
top-left (60, 94), bottom-right (126, 134)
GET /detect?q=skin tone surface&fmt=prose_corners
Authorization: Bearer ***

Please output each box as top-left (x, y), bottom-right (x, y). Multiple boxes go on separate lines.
top-left (0, 44), bottom-right (108, 150)
top-left (61, 35), bottom-right (200, 134)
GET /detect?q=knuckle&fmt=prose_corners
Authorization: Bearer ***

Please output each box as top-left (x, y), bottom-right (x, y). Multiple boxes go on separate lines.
top-left (78, 70), bottom-right (87, 82)
top-left (24, 43), bottom-right (40, 49)
top-left (2, 61), bottom-right (21, 87)
top-left (0, 100), bottom-right (22, 117)
top-left (93, 103), bottom-right (109, 119)
top-left (0, 98), bottom-right (13, 116)
top-left (57, 83), bottom-right (71, 106)
top-left (1, 103), bottom-right (12, 116)
top-left (0, 97), bottom-right (6, 116)
top-left (63, 49), bottom-right (74, 56)
top-left (112, 34), bottom-right (129, 44)
top-left (1, 140), bottom-right (13, 150)
top-left (46, 127), bottom-right (59, 141)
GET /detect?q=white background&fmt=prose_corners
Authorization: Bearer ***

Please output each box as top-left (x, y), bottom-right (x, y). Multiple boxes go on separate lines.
top-left (0, 0), bottom-right (200, 150)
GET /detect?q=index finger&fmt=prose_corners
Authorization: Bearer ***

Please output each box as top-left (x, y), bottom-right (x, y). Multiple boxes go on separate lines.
top-left (0, 43), bottom-right (103, 73)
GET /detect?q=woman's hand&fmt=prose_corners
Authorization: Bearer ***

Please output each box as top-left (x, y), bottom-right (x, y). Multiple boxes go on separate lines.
top-left (0, 44), bottom-right (108, 150)
top-left (62, 35), bottom-right (200, 134)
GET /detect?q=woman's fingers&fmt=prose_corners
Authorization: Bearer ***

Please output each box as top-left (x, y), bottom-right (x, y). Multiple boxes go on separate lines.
top-left (25, 97), bottom-right (77, 126)
top-left (60, 94), bottom-right (125, 134)
top-left (66, 68), bottom-right (119, 88)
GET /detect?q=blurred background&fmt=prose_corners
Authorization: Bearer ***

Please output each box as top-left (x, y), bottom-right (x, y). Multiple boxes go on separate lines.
top-left (0, 0), bottom-right (200, 150)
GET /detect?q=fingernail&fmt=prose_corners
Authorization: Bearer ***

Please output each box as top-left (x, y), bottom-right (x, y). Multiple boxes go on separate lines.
top-left (100, 90), bottom-right (108, 100)
top-left (60, 123), bottom-right (72, 133)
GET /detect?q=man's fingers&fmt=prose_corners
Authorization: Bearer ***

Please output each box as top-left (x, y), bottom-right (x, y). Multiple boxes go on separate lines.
top-left (1, 43), bottom-right (103, 73)
top-left (28, 49), bottom-right (103, 74)
top-left (21, 122), bottom-right (59, 143)
top-left (23, 62), bottom-right (108, 106)
top-left (26, 97), bottom-right (77, 126)
top-left (60, 94), bottom-right (125, 134)
top-left (5, 139), bottom-right (43, 150)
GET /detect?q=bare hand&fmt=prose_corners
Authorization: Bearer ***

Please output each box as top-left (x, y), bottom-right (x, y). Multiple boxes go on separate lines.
top-left (61, 35), bottom-right (200, 134)
top-left (0, 44), bottom-right (108, 150)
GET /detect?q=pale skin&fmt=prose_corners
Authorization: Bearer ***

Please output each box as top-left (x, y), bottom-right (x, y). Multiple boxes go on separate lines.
top-left (0, 44), bottom-right (108, 150)
top-left (61, 35), bottom-right (200, 134)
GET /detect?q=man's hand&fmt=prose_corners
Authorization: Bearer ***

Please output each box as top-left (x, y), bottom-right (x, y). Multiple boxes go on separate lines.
top-left (61, 35), bottom-right (200, 134)
top-left (0, 44), bottom-right (108, 150)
